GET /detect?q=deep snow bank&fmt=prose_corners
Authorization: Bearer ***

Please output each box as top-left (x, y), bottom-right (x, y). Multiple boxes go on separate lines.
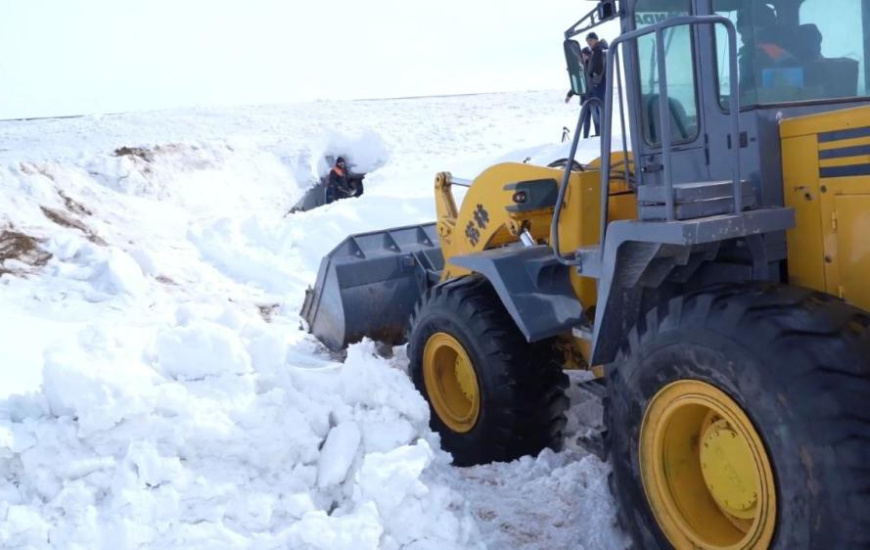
top-left (0, 132), bottom-right (486, 549)
top-left (0, 332), bottom-right (481, 549)
top-left (0, 92), bottom-right (627, 549)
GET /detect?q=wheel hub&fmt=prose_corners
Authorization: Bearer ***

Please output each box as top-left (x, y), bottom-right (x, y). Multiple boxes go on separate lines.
top-left (700, 420), bottom-right (760, 519)
top-left (639, 380), bottom-right (776, 549)
top-left (422, 332), bottom-right (481, 433)
top-left (454, 356), bottom-right (476, 401)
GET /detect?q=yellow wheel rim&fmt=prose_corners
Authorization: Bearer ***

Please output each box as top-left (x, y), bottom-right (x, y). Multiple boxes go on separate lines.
top-left (640, 380), bottom-right (776, 550)
top-left (422, 332), bottom-right (480, 433)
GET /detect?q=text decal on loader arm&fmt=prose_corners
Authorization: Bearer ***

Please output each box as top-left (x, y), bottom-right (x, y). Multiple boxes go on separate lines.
top-left (465, 204), bottom-right (490, 246)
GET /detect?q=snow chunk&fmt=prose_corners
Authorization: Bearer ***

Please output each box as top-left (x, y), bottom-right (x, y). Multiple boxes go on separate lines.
top-left (90, 247), bottom-right (147, 296)
top-left (155, 321), bottom-right (252, 380)
top-left (1, 505), bottom-right (51, 548)
top-left (42, 340), bottom-right (159, 434)
top-left (127, 248), bottom-right (159, 276)
top-left (356, 440), bottom-right (483, 550)
top-left (317, 421), bottom-right (362, 488)
top-left (290, 503), bottom-right (383, 550)
top-left (357, 440), bottom-right (432, 512)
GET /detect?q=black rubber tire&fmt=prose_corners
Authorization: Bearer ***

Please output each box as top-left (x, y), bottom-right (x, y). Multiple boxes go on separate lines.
top-left (607, 282), bottom-right (870, 549)
top-left (408, 276), bottom-right (569, 466)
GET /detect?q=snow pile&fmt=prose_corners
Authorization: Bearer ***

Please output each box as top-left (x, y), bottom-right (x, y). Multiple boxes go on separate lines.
top-left (0, 92), bottom-right (628, 549)
top-left (307, 129), bottom-right (390, 177)
top-left (0, 329), bottom-right (481, 549)
top-left (435, 450), bottom-right (628, 550)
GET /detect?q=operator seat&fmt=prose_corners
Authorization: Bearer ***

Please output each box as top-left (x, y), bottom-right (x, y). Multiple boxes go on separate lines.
top-left (643, 94), bottom-right (692, 143)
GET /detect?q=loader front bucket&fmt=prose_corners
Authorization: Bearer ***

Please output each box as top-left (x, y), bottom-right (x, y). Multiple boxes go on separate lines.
top-left (300, 223), bottom-right (444, 351)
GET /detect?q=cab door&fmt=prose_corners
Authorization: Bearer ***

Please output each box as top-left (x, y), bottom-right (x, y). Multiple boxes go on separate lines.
top-left (629, 0), bottom-right (710, 188)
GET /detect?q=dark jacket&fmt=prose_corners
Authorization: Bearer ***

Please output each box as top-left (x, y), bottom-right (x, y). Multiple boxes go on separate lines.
top-left (584, 55), bottom-right (596, 95)
top-left (589, 42), bottom-right (607, 94)
top-left (328, 167), bottom-right (353, 196)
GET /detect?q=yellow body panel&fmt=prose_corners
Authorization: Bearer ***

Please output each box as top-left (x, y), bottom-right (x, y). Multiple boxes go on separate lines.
top-left (434, 156), bottom-right (637, 368)
top-left (559, 169), bottom-right (604, 311)
top-left (436, 163), bottom-right (588, 280)
top-left (782, 135), bottom-right (827, 291)
top-left (833, 195), bottom-right (870, 307)
top-left (781, 106), bottom-right (870, 312)
top-left (819, 178), bottom-right (870, 307)
top-left (780, 103), bottom-right (870, 138)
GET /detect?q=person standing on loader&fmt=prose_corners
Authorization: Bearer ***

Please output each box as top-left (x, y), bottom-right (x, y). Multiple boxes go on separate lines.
top-left (326, 156), bottom-right (354, 204)
top-left (586, 32), bottom-right (607, 136)
top-left (564, 47), bottom-right (600, 138)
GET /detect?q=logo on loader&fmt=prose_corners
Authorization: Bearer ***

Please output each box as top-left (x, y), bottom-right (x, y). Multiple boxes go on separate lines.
top-left (473, 204), bottom-right (490, 229)
top-left (465, 221), bottom-right (481, 246)
top-left (465, 204), bottom-right (489, 246)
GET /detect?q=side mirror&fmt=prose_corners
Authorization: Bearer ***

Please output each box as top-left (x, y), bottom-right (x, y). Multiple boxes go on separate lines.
top-left (564, 40), bottom-right (587, 97)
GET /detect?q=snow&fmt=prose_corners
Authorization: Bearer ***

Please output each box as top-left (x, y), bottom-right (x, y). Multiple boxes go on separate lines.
top-left (436, 450), bottom-right (626, 550)
top-left (317, 422), bottom-right (362, 489)
top-left (0, 91), bottom-right (628, 549)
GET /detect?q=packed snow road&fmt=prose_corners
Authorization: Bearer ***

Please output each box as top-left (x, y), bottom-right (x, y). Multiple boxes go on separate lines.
top-left (0, 92), bottom-right (628, 549)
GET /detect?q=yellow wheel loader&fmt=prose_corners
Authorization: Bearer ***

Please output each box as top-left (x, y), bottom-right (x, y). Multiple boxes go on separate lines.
top-left (301, 0), bottom-right (870, 548)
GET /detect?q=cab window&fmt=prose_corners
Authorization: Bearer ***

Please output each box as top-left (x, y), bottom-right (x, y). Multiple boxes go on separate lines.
top-left (715, 0), bottom-right (868, 106)
top-left (635, 0), bottom-right (700, 145)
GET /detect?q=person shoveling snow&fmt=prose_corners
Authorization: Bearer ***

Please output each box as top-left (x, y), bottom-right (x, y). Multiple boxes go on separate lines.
top-left (326, 156), bottom-right (364, 204)
top-left (288, 155), bottom-right (366, 214)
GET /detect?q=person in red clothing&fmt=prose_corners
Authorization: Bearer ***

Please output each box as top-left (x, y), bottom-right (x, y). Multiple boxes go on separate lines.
top-left (326, 157), bottom-right (354, 204)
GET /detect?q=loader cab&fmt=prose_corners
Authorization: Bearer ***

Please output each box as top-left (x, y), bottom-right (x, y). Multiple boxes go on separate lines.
top-left (567, 0), bottom-right (870, 209)
top-left (627, 0), bottom-right (870, 201)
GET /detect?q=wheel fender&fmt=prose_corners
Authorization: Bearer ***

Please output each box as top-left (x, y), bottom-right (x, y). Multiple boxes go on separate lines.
top-left (448, 245), bottom-right (583, 342)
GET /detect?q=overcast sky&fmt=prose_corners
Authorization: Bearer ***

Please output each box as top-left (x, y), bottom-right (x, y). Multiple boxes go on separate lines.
top-left (0, 0), bottom-right (620, 119)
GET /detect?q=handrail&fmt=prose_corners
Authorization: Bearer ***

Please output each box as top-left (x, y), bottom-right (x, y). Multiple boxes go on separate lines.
top-left (615, 47), bottom-right (630, 188)
top-left (551, 95), bottom-right (604, 266)
top-left (555, 15), bottom-right (742, 265)
top-left (597, 47), bottom-right (631, 246)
